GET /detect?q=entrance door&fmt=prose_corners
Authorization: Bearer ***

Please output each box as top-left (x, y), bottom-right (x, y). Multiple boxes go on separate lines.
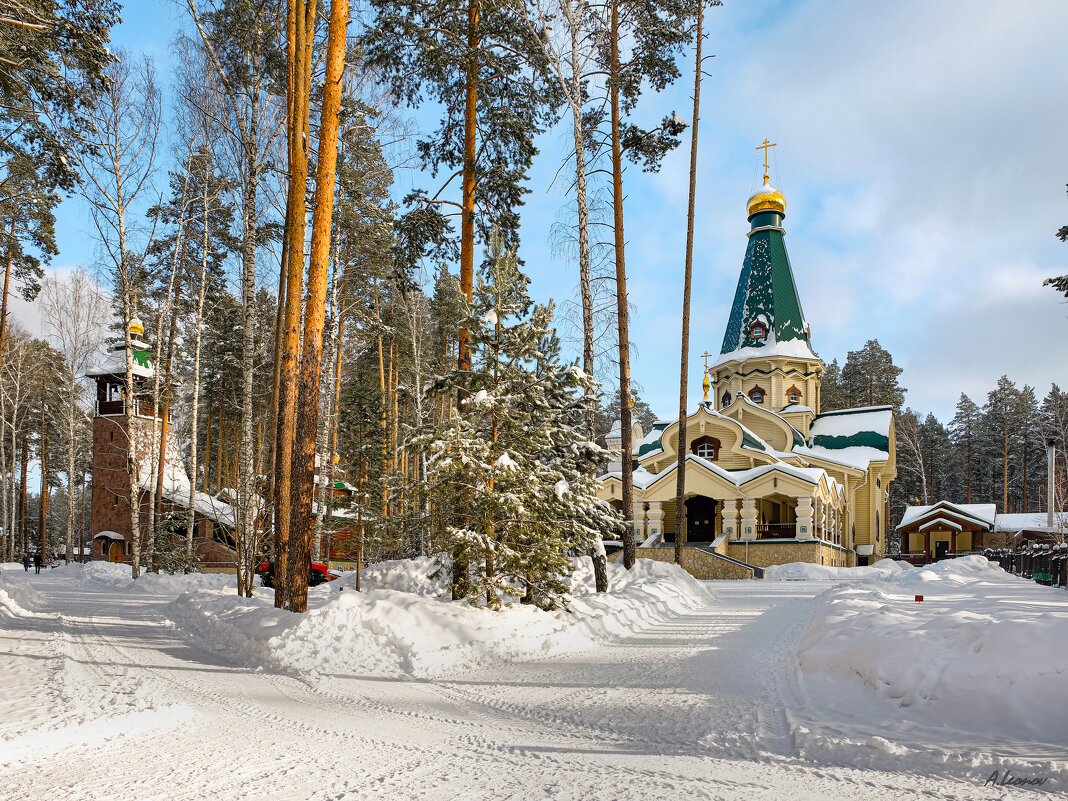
top-left (109, 541), bottom-right (124, 562)
top-left (684, 497), bottom-right (717, 542)
top-left (935, 540), bottom-right (949, 561)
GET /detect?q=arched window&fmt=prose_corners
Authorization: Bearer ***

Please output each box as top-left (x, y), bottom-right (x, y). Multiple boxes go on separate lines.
top-left (786, 385), bottom-right (802, 405)
top-left (749, 321), bottom-right (767, 339)
top-left (721, 391), bottom-right (732, 408)
top-left (748, 385), bottom-right (766, 404)
top-left (690, 436), bottom-right (720, 461)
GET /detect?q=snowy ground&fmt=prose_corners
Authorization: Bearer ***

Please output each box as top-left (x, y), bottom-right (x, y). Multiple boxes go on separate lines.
top-left (1, 556), bottom-right (1065, 800)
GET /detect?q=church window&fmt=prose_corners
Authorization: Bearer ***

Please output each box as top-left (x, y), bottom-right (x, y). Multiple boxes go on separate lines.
top-left (786, 384), bottom-right (802, 404)
top-left (691, 436), bottom-right (720, 461)
top-left (748, 385), bottom-right (766, 404)
top-left (749, 321), bottom-right (767, 339)
top-left (721, 391), bottom-right (732, 408)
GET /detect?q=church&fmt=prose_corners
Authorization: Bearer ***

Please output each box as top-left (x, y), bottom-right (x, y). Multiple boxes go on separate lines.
top-left (598, 157), bottom-right (897, 577)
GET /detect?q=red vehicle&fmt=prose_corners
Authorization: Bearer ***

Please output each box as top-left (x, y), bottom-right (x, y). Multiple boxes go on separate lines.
top-left (256, 561), bottom-right (336, 588)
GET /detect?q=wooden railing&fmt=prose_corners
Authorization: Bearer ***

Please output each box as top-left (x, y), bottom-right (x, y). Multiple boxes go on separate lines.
top-left (756, 523), bottom-right (796, 539)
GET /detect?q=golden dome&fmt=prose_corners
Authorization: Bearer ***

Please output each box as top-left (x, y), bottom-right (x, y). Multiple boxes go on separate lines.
top-left (129, 316), bottom-right (144, 336)
top-left (747, 176), bottom-right (786, 217)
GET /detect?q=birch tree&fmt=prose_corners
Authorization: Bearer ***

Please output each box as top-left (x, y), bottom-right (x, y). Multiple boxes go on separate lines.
top-left (184, 0), bottom-right (287, 591)
top-left (39, 269), bottom-right (106, 563)
top-left (67, 52), bottom-right (160, 578)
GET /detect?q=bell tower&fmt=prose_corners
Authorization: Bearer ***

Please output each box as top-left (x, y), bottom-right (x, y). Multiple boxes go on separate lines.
top-left (86, 316), bottom-right (160, 562)
top-left (710, 143), bottom-right (824, 436)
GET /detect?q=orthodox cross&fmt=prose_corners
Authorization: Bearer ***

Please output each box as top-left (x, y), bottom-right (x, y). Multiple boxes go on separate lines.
top-left (756, 139), bottom-right (777, 180)
top-left (700, 350), bottom-right (713, 401)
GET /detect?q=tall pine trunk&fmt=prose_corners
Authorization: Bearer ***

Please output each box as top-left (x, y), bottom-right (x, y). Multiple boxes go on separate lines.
top-left (286, 0), bottom-right (349, 614)
top-left (38, 405), bottom-right (47, 557)
top-left (673, 0), bottom-right (704, 566)
top-left (0, 216), bottom-right (15, 373)
top-left (610, 0), bottom-right (635, 569)
top-left (274, 0), bottom-right (316, 609)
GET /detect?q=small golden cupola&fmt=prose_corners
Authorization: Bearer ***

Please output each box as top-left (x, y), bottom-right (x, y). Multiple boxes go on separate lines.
top-left (747, 139), bottom-right (786, 218)
top-left (747, 176), bottom-right (786, 218)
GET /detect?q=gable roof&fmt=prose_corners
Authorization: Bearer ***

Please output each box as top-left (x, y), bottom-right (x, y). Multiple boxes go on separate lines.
top-left (898, 501), bottom-right (997, 530)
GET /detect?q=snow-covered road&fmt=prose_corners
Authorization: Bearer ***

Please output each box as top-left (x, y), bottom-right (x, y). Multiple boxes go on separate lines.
top-left (0, 568), bottom-right (1054, 800)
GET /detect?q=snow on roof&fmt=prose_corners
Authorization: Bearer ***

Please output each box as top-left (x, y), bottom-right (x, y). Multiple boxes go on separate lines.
top-left (712, 337), bottom-right (817, 369)
top-left (136, 428), bottom-right (238, 529)
top-left (810, 406), bottom-right (892, 438)
top-left (898, 502), bottom-right (997, 530)
top-left (779, 404), bottom-right (813, 414)
top-left (598, 466), bottom-right (658, 491)
top-left (640, 454), bottom-right (839, 495)
top-left (632, 422), bottom-right (669, 458)
top-left (993, 512), bottom-right (1068, 533)
top-left (93, 530), bottom-right (124, 541)
top-left (793, 443), bottom-right (888, 471)
top-left (734, 395), bottom-right (806, 448)
top-left (918, 517), bottom-right (964, 532)
top-left (86, 352), bottom-right (154, 379)
top-left (807, 406), bottom-right (892, 464)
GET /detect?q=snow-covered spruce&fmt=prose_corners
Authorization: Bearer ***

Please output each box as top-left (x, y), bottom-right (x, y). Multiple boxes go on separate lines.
top-left (407, 237), bottom-right (622, 609)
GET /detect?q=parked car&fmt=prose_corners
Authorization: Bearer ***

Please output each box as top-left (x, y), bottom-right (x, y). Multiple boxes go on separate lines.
top-left (256, 561), bottom-right (336, 588)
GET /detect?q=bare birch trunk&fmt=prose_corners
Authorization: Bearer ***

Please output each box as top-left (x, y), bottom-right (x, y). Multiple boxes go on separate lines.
top-left (186, 160), bottom-right (212, 568)
top-left (237, 106), bottom-right (261, 598)
top-left (313, 253), bottom-right (341, 562)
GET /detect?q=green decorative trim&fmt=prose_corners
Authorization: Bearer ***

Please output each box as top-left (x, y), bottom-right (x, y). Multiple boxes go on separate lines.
top-left (717, 366), bottom-right (820, 379)
top-left (812, 431), bottom-right (890, 451)
top-left (741, 431), bottom-right (766, 451)
top-left (814, 405), bottom-right (892, 418)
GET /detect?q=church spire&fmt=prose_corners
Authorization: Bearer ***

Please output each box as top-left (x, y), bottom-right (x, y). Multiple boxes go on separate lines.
top-left (719, 145), bottom-right (812, 362)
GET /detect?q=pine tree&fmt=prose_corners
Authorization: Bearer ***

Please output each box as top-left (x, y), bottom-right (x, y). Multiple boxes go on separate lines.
top-left (949, 393), bottom-right (981, 503)
top-left (840, 339), bottom-right (905, 411)
top-left (411, 237), bottom-right (621, 609)
top-left (1017, 386), bottom-right (1040, 512)
top-left (819, 357), bottom-right (846, 412)
top-left (361, 0), bottom-right (561, 378)
top-left (983, 375), bottom-right (1023, 513)
top-left (1047, 182), bottom-right (1068, 298)
top-left (0, 154), bottom-right (56, 371)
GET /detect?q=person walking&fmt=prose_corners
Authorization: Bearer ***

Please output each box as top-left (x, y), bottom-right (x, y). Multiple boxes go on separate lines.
top-left (33, 551), bottom-right (42, 574)
top-left (22, 552), bottom-right (30, 571)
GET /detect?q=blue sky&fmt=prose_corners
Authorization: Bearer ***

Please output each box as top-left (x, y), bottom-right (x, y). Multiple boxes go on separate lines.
top-left (19, 0), bottom-right (1068, 426)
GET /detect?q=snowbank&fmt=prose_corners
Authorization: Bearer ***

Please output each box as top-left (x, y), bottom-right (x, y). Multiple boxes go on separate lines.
top-left (793, 556), bottom-right (1068, 749)
top-left (45, 561), bottom-right (235, 595)
top-left (355, 555), bottom-right (450, 598)
top-left (167, 556), bottom-right (716, 679)
top-left (765, 558), bottom-right (909, 582)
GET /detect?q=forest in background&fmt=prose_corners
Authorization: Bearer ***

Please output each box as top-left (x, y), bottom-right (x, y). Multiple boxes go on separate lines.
top-left (0, 1), bottom-right (1066, 607)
